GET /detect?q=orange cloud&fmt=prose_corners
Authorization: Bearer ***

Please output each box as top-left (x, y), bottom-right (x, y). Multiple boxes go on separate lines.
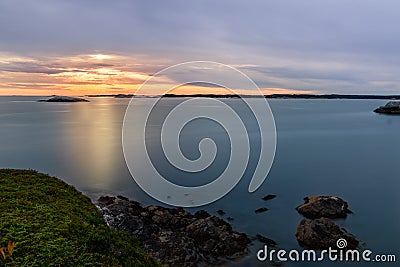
top-left (0, 52), bottom-right (317, 96)
top-left (0, 53), bottom-right (153, 96)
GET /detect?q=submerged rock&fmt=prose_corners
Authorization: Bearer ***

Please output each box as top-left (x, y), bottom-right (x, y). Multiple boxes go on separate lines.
top-left (38, 96), bottom-right (89, 102)
top-left (262, 194), bottom-right (277, 201)
top-left (117, 195), bottom-right (129, 201)
top-left (255, 234), bottom-right (277, 246)
top-left (296, 218), bottom-right (359, 249)
top-left (97, 195), bottom-right (116, 205)
top-left (374, 101), bottom-right (400, 114)
top-left (296, 196), bottom-right (350, 219)
top-left (255, 207), bottom-right (269, 214)
top-left (217, 209), bottom-right (226, 216)
top-left (97, 197), bottom-right (251, 266)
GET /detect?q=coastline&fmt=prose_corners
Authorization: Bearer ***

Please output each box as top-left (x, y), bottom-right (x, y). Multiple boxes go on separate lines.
top-left (96, 196), bottom-right (253, 266)
top-left (0, 169), bottom-right (159, 266)
top-left (85, 93), bottom-right (400, 100)
top-left (0, 169), bottom-right (256, 266)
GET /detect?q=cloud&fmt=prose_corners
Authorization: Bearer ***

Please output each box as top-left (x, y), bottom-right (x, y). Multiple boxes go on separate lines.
top-left (0, 61), bottom-right (63, 74)
top-left (186, 82), bottom-right (224, 88)
top-left (1, 1), bottom-right (400, 94)
top-left (7, 83), bottom-right (54, 88)
top-left (0, 53), bottom-right (152, 95)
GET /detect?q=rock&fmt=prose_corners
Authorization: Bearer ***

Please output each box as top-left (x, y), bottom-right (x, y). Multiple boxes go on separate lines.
top-left (186, 217), bottom-right (251, 258)
top-left (262, 194), bottom-right (277, 201)
top-left (255, 234), bottom-right (277, 246)
top-left (217, 209), bottom-right (226, 216)
top-left (117, 195), bottom-right (129, 201)
top-left (97, 196), bottom-right (116, 206)
top-left (255, 207), bottom-right (268, 214)
top-left (374, 101), bottom-right (400, 114)
top-left (227, 217), bottom-right (234, 221)
top-left (38, 96), bottom-right (89, 102)
top-left (296, 218), bottom-right (359, 249)
top-left (296, 196), bottom-right (350, 219)
top-left (97, 196), bottom-right (251, 266)
top-left (194, 210), bottom-right (210, 219)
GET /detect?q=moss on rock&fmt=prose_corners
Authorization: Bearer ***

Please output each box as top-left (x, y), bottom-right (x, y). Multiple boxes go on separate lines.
top-left (0, 169), bottom-right (159, 266)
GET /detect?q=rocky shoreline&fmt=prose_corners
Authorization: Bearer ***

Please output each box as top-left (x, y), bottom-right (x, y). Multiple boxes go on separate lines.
top-left (96, 195), bottom-right (361, 266)
top-left (96, 196), bottom-right (252, 266)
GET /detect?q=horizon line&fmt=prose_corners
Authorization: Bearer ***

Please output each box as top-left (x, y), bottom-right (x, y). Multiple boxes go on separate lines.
top-left (2, 93), bottom-right (400, 98)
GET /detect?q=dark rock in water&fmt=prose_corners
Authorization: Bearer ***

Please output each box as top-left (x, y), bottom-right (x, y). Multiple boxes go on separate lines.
top-left (186, 217), bottom-right (250, 258)
top-left (296, 196), bottom-right (350, 219)
top-left (217, 209), bottom-right (226, 216)
top-left (97, 196), bottom-right (116, 205)
top-left (38, 96), bottom-right (89, 102)
top-left (255, 207), bottom-right (268, 214)
top-left (374, 101), bottom-right (400, 114)
top-left (255, 234), bottom-right (277, 246)
top-left (194, 210), bottom-right (210, 219)
top-left (296, 218), bottom-right (359, 249)
top-left (346, 209), bottom-right (354, 214)
top-left (227, 217), bottom-right (234, 221)
top-left (96, 196), bottom-right (251, 266)
top-left (117, 195), bottom-right (129, 201)
top-left (262, 194), bottom-right (277, 201)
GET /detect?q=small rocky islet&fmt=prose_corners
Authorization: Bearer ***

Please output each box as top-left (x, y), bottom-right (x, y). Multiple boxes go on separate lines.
top-left (295, 195), bottom-right (359, 249)
top-left (296, 195), bottom-right (352, 219)
top-left (374, 101), bottom-right (400, 114)
top-left (38, 96), bottom-right (89, 102)
top-left (296, 218), bottom-right (359, 249)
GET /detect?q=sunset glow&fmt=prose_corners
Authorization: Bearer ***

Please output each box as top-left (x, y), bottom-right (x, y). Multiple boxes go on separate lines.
top-left (89, 54), bottom-right (114, 60)
top-left (0, 52), bottom-right (314, 96)
top-left (0, 53), bottom-right (154, 96)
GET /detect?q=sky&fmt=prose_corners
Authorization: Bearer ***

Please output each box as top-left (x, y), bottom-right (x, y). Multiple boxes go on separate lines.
top-left (1, 0), bottom-right (400, 95)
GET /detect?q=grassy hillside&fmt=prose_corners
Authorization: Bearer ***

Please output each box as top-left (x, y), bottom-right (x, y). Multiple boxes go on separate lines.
top-left (0, 169), bottom-right (159, 266)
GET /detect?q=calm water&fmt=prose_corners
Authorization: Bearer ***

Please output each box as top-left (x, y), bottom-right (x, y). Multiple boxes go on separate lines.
top-left (0, 96), bottom-right (399, 266)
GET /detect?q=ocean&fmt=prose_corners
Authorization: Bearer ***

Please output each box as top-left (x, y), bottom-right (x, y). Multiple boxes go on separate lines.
top-left (0, 96), bottom-right (399, 266)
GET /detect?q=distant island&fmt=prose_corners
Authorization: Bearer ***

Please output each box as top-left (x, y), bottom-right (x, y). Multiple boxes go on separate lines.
top-left (374, 101), bottom-right (400, 114)
top-left (86, 93), bottom-right (400, 100)
top-left (38, 96), bottom-right (89, 102)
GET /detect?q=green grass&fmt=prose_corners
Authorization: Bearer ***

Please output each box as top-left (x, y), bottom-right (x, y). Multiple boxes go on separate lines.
top-left (0, 169), bottom-right (160, 267)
